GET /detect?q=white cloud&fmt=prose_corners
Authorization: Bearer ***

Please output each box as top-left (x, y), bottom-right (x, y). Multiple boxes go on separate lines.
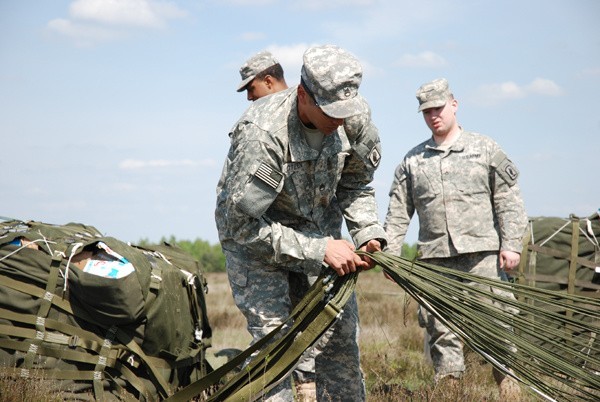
top-left (47, 0), bottom-right (187, 45)
top-left (525, 78), bottom-right (563, 96)
top-left (290, 0), bottom-right (375, 11)
top-left (69, 0), bottom-right (187, 28)
top-left (47, 18), bottom-right (125, 47)
top-left (236, 42), bottom-right (376, 79)
top-left (223, 0), bottom-right (277, 5)
top-left (266, 43), bottom-right (311, 66)
top-left (395, 51), bottom-right (448, 68)
top-left (119, 159), bottom-right (216, 170)
top-left (223, 0), bottom-right (373, 9)
top-left (262, 43), bottom-right (317, 76)
top-left (470, 78), bottom-right (563, 106)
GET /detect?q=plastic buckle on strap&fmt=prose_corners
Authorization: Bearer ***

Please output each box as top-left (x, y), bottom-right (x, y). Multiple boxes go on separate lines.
top-left (126, 354), bottom-right (140, 368)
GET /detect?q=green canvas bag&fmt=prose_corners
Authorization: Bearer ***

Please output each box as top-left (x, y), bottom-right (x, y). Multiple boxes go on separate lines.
top-left (519, 211), bottom-right (600, 296)
top-left (517, 211), bottom-right (599, 370)
top-left (0, 219), bottom-right (212, 401)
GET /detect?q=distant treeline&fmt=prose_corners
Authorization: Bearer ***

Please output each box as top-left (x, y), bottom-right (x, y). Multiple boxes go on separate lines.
top-left (137, 236), bottom-right (226, 272)
top-left (137, 236), bottom-right (417, 273)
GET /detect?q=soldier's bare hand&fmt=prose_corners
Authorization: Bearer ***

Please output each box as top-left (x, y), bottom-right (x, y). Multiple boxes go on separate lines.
top-left (324, 239), bottom-right (367, 276)
top-left (500, 250), bottom-right (520, 271)
top-left (357, 239), bottom-right (382, 270)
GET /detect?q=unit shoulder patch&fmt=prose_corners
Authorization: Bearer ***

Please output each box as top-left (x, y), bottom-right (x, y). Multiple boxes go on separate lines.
top-left (495, 157), bottom-right (519, 186)
top-left (368, 146), bottom-right (381, 167)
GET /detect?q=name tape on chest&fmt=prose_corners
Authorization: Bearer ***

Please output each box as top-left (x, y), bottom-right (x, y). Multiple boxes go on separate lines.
top-left (255, 162), bottom-right (283, 190)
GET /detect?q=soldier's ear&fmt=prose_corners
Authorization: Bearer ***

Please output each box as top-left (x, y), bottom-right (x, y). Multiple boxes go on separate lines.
top-left (297, 84), bottom-right (307, 103)
top-left (264, 75), bottom-right (273, 90)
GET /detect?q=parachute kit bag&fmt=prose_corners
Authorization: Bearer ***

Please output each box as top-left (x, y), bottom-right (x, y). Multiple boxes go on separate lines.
top-left (516, 211), bottom-right (599, 371)
top-left (0, 219), bottom-right (213, 401)
top-left (518, 211), bottom-right (599, 297)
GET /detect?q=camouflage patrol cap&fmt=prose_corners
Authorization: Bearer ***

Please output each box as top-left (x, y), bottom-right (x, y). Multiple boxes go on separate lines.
top-left (237, 51), bottom-right (278, 92)
top-left (416, 78), bottom-right (452, 112)
top-left (300, 45), bottom-right (368, 119)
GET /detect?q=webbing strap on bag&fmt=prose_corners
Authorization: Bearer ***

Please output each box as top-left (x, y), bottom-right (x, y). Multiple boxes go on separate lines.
top-left (217, 271), bottom-right (356, 401)
top-left (113, 328), bottom-right (173, 399)
top-left (164, 272), bottom-right (330, 402)
top-left (225, 303), bottom-right (343, 402)
top-left (566, 218), bottom-right (580, 347)
top-left (21, 253), bottom-right (62, 376)
top-left (165, 270), bottom-right (358, 402)
top-left (0, 306), bottom-right (128, 359)
top-left (92, 326), bottom-right (118, 399)
top-left (0, 273), bottom-right (173, 400)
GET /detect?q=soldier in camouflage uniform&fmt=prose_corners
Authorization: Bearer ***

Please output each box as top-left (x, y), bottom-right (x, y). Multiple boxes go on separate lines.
top-left (237, 51), bottom-right (288, 101)
top-left (383, 78), bottom-right (526, 398)
top-left (236, 51), bottom-right (320, 399)
top-left (216, 45), bottom-right (387, 401)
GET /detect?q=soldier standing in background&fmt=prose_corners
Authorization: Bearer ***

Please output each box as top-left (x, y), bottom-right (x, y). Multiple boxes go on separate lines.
top-left (216, 45), bottom-right (386, 401)
top-left (236, 51), bottom-right (288, 101)
top-left (384, 78), bottom-right (526, 399)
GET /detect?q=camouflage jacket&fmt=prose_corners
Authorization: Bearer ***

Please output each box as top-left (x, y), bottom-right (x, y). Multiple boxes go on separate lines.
top-left (384, 130), bottom-right (527, 258)
top-left (215, 87), bottom-right (386, 274)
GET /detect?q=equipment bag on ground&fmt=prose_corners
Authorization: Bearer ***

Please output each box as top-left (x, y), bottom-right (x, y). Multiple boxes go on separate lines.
top-left (517, 211), bottom-right (599, 370)
top-left (0, 219), bottom-right (213, 401)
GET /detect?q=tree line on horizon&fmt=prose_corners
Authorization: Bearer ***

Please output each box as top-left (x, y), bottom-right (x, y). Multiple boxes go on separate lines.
top-left (137, 236), bottom-right (418, 273)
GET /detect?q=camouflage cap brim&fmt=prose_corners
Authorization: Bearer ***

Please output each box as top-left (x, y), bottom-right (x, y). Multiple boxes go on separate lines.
top-left (237, 75), bottom-right (256, 92)
top-left (417, 98), bottom-right (448, 112)
top-left (320, 93), bottom-right (369, 119)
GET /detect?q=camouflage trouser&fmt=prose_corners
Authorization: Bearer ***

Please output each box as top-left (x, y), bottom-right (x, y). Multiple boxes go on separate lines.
top-left (288, 272), bottom-right (317, 384)
top-left (418, 251), bottom-right (518, 382)
top-left (225, 251), bottom-right (366, 402)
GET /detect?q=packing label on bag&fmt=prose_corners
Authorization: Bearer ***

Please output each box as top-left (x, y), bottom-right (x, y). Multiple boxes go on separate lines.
top-left (83, 242), bottom-right (135, 279)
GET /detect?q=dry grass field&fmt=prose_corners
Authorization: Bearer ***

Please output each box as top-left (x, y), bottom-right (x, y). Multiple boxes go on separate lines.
top-left (1, 270), bottom-right (542, 401)
top-left (205, 270), bottom-right (541, 401)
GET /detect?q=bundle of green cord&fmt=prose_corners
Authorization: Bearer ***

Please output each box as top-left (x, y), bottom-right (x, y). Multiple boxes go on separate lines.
top-left (362, 251), bottom-right (600, 402)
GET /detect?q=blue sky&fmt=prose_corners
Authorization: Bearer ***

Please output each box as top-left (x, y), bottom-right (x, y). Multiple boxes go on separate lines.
top-left (1, 0), bottom-right (599, 245)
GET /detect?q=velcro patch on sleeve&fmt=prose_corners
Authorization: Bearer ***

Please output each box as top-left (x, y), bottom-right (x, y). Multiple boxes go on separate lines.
top-left (491, 149), bottom-right (519, 186)
top-left (255, 162), bottom-right (283, 190)
top-left (368, 146), bottom-right (381, 167)
top-left (497, 158), bottom-right (519, 185)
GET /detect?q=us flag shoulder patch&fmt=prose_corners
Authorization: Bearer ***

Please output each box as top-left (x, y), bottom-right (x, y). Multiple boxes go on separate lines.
top-left (255, 162), bottom-right (283, 190)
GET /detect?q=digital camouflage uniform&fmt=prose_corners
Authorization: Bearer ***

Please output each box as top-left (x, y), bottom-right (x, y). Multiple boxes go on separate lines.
top-left (216, 46), bottom-right (386, 401)
top-left (384, 127), bottom-right (527, 380)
